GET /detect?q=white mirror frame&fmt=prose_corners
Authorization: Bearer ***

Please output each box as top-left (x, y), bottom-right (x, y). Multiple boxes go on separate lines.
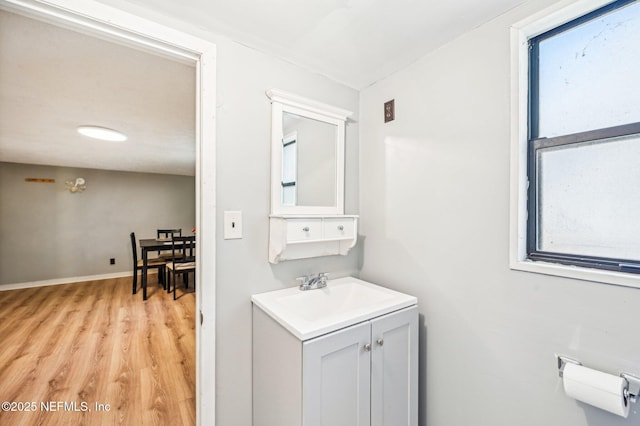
top-left (267, 89), bottom-right (352, 215)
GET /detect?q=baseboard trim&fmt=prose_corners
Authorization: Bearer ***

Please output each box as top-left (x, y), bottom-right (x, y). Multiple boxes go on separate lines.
top-left (0, 270), bottom-right (157, 291)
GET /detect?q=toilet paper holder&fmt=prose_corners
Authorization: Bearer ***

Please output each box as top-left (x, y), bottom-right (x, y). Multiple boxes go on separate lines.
top-left (556, 354), bottom-right (581, 378)
top-left (556, 354), bottom-right (640, 404)
top-left (621, 373), bottom-right (640, 404)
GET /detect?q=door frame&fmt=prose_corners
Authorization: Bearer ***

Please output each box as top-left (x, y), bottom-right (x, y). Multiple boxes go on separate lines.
top-left (0, 0), bottom-right (217, 424)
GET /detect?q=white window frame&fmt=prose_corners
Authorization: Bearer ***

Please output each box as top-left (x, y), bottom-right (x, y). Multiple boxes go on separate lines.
top-left (509, 0), bottom-right (640, 289)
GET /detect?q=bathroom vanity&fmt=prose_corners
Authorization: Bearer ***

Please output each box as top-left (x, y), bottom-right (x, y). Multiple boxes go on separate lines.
top-left (252, 277), bottom-right (418, 426)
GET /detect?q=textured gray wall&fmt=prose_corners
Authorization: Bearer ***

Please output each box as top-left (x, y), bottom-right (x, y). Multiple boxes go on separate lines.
top-left (358, 0), bottom-right (640, 425)
top-left (0, 162), bottom-right (195, 285)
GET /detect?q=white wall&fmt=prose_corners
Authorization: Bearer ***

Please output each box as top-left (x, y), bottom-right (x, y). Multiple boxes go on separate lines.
top-left (359, 1), bottom-right (640, 425)
top-left (0, 162), bottom-right (195, 285)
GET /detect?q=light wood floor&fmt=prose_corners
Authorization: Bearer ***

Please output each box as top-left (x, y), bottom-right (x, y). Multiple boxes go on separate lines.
top-left (0, 275), bottom-right (195, 426)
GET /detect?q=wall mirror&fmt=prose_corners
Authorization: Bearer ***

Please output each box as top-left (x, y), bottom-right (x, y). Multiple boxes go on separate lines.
top-left (267, 89), bottom-right (352, 215)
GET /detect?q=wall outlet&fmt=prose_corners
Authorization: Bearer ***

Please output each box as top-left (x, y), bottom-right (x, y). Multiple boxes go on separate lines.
top-left (110, 258), bottom-right (115, 265)
top-left (384, 99), bottom-right (395, 122)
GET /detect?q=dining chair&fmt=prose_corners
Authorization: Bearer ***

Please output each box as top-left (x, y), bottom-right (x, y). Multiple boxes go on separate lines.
top-left (156, 228), bottom-right (182, 283)
top-left (156, 229), bottom-right (184, 258)
top-left (166, 235), bottom-right (196, 300)
top-left (157, 228), bottom-right (182, 240)
top-left (130, 232), bottom-right (166, 295)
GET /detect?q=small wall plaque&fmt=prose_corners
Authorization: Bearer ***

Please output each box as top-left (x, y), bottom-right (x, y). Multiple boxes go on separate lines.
top-left (25, 178), bottom-right (55, 183)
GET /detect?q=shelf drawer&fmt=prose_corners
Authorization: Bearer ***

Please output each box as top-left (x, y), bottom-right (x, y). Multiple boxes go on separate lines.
top-left (323, 218), bottom-right (355, 239)
top-left (286, 219), bottom-right (322, 242)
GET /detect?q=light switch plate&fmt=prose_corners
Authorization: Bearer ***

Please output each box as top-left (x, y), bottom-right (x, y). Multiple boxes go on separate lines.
top-left (224, 211), bottom-right (242, 239)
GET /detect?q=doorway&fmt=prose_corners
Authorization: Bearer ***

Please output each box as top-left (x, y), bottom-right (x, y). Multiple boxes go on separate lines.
top-left (0, 0), bottom-right (216, 424)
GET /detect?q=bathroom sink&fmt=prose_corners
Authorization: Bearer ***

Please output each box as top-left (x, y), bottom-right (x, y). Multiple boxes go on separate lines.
top-left (251, 277), bottom-right (417, 340)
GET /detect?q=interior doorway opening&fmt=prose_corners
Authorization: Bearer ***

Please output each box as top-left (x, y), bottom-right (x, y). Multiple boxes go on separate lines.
top-left (0, 0), bottom-right (216, 424)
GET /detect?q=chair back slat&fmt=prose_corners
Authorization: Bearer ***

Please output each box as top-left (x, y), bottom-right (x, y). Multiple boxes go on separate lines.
top-left (157, 228), bottom-right (182, 239)
top-left (171, 235), bottom-right (196, 265)
top-left (157, 229), bottom-right (182, 257)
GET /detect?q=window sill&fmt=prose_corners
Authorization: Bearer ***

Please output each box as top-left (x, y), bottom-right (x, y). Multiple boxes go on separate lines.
top-left (510, 258), bottom-right (640, 290)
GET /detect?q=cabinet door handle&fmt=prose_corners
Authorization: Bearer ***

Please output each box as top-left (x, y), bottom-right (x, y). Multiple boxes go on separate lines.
top-left (364, 343), bottom-right (371, 352)
top-left (338, 225), bottom-right (344, 231)
top-left (302, 227), bottom-right (310, 232)
top-left (377, 338), bottom-right (384, 347)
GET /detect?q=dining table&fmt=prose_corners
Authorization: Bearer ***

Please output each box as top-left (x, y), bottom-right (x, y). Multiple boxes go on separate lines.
top-left (139, 237), bottom-right (193, 300)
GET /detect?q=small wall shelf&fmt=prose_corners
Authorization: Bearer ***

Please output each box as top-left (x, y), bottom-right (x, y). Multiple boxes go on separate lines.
top-left (269, 215), bottom-right (358, 263)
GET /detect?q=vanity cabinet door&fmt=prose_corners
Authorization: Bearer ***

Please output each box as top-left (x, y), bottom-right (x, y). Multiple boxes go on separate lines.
top-left (302, 321), bottom-right (371, 426)
top-left (370, 306), bottom-right (418, 426)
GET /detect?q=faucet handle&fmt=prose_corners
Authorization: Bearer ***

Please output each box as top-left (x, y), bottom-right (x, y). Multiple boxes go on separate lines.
top-left (317, 272), bottom-right (329, 286)
top-left (296, 275), bottom-right (309, 286)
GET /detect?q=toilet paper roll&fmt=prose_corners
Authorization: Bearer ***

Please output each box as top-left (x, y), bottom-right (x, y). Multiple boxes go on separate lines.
top-left (563, 363), bottom-right (630, 418)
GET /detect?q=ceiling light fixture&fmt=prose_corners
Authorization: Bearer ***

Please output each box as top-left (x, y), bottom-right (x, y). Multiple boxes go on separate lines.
top-left (77, 125), bottom-right (127, 142)
top-left (65, 177), bottom-right (86, 193)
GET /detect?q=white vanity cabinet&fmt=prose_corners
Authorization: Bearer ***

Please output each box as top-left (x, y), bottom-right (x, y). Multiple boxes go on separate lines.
top-left (253, 304), bottom-right (418, 426)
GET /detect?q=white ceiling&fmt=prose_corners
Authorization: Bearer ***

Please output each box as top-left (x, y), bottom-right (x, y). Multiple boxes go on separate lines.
top-left (102, 0), bottom-right (525, 89)
top-left (0, 9), bottom-right (196, 176)
top-left (0, 0), bottom-right (525, 175)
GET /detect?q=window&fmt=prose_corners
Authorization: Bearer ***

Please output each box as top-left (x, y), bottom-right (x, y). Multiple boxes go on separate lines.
top-left (527, 0), bottom-right (640, 274)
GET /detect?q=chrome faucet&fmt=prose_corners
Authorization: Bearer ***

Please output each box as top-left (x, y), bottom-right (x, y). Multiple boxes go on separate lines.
top-left (296, 272), bottom-right (328, 291)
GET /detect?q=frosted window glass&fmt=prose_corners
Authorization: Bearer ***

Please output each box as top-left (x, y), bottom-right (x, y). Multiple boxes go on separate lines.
top-left (282, 142), bottom-right (296, 183)
top-left (537, 1), bottom-right (640, 137)
top-left (281, 141), bottom-right (297, 206)
top-left (537, 134), bottom-right (640, 260)
top-left (282, 185), bottom-right (296, 206)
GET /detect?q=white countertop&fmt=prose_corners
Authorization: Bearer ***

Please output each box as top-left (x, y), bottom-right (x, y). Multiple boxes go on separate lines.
top-left (251, 276), bottom-right (417, 340)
